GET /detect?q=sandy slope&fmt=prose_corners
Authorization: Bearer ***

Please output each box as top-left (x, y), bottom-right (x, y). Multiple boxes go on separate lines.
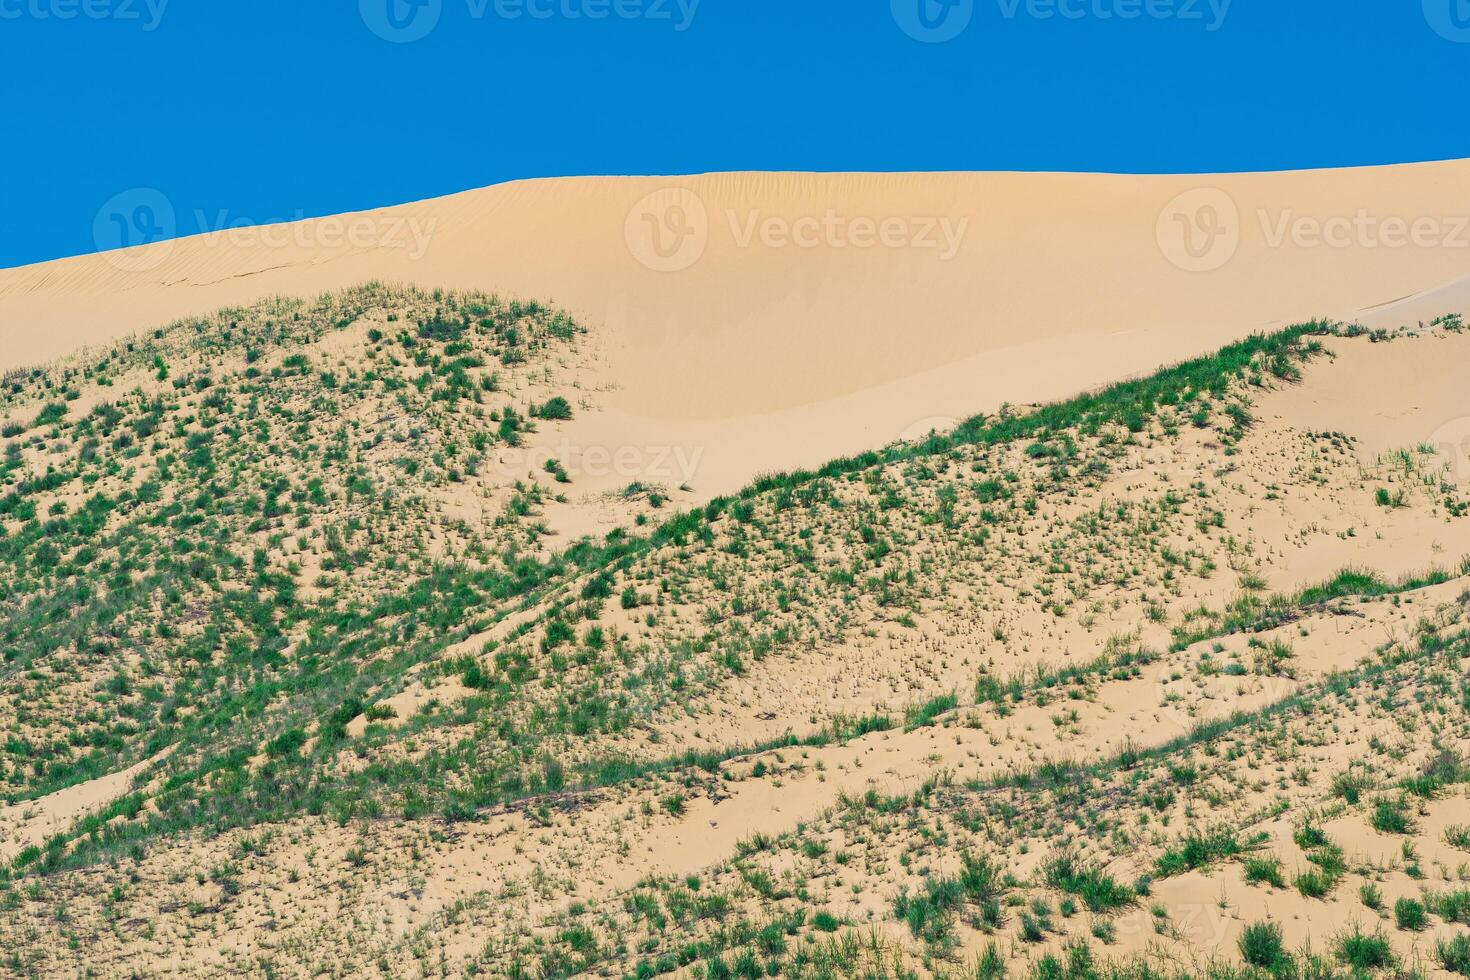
top-left (6, 273), bottom-right (1470, 974)
top-left (1270, 331), bottom-right (1470, 465)
top-left (0, 751), bottom-right (167, 862)
top-left (4, 165), bottom-right (1470, 433)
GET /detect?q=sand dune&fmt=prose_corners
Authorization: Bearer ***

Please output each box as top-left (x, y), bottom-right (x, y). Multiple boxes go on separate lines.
top-left (4, 165), bottom-right (1470, 505)
top-left (4, 164), bottom-right (1470, 427)
top-left (8, 171), bottom-right (1470, 973)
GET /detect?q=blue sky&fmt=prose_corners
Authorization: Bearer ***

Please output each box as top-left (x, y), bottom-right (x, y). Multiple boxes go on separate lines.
top-left (2, 0), bottom-right (1468, 269)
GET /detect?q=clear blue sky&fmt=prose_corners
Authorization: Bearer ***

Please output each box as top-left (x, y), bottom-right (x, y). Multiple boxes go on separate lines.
top-left (2, 0), bottom-right (1468, 269)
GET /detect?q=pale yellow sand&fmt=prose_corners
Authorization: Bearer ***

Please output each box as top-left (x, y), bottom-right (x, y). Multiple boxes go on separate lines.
top-left (5, 164), bottom-right (1469, 423)
top-left (5, 164), bottom-right (1469, 503)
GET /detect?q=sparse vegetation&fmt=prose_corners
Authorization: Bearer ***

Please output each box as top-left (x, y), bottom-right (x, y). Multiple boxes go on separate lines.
top-left (1239, 921), bottom-right (1286, 970)
top-left (2, 302), bottom-right (1468, 978)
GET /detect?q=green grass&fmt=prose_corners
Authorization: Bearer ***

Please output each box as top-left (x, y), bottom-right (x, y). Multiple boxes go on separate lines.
top-left (1430, 888), bottom-right (1470, 925)
top-left (1043, 853), bottom-right (1135, 913)
top-left (1239, 921), bottom-right (1287, 970)
top-left (1242, 855), bottom-right (1286, 888)
top-left (1439, 934), bottom-right (1470, 976)
top-left (1393, 897), bottom-right (1426, 931)
top-left (893, 876), bottom-right (963, 947)
top-left (1170, 563), bottom-right (1462, 651)
top-left (904, 693), bottom-right (958, 730)
top-left (0, 311), bottom-right (1413, 886)
top-left (1154, 825), bottom-right (1258, 877)
top-left (1295, 868), bottom-right (1334, 899)
top-left (1369, 796), bottom-right (1414, 835)
top-left (1335, 926), bottom-right (1394, 971)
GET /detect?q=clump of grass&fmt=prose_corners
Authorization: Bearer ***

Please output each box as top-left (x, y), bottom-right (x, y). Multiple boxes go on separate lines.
top-left (1243, 855), bottom-right (1286, 889)
top-left (1394, 897), bottom-right (1427, 931)
top-left (533, 395), bottom-right (573, 421)
top-left (1033, 942), bottom-right (1096, 980)
top-left (826, 712), bottom-right (893, 741)
top-left (1239, 921), bottom-right (1287, 970)
top-left (1375, 487), bottom-right (1405, 509)
top-left (1446, 824), bottom-right (1470, 851)
top-left (1294, 821), bottom-right (1329, 849)
top-left (1335, 926), bottom-right (1394, 972)
top-left (1154, 825), bottom-right (1257, 877)
top-left (1295, 868), bottom-right (1336, 899)
top-left (1043, 852), bottom-right (1135, 913)
top-left (1293, 826), bottom-right (1346, 899)
top-left (1331, 768), bottom-right (1374, 805)
top-left (959, 852), bottom-right (1006, 904)
top-left (1369, 796), bottom-right (1415, 835)
top-left (893, 852), bottom-right (1010, 947)
top-left (893, 876), bottom-right (963, 948)
top-left (904, 693), bottom-right (957, 730)
top-left (1429, 887), bottom-right (1470, 925)
top-left (974, 944), bottom-right (1006, 979)
top-left (1438, 934), bottom-right (1470, 976)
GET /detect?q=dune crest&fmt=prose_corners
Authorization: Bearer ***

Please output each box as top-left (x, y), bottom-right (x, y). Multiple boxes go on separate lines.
top-left (3, 163), bottom-right (1470, 424)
